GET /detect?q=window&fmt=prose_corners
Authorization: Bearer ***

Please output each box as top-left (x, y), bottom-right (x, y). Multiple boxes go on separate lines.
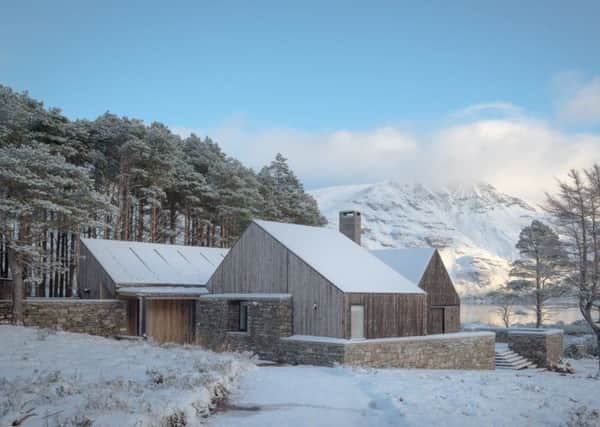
top-left (239, 302), bottom-right (249, 332)
top-left (350, 305), bottom-right (365, 339)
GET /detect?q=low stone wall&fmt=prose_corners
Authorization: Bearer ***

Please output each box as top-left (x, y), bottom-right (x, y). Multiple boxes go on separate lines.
top-left (196, 294), bottom-right (293, 361)
top-left (279, 336), bottom-right (346, 366)
top-left (0, 298), bottom-right (127, 336)
top-left (281, 332), bottom-right (496, 370)
top-left (508, 329), bottom-right (564, 367)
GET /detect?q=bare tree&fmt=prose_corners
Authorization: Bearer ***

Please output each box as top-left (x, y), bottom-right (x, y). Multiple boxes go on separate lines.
top-left (489, 286), bottom-right (516, 328)
top-left (546, 166), bottom-right (600, 373)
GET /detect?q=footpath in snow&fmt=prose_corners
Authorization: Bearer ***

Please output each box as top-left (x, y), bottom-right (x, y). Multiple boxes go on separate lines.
top-left (0, 326), bottom-right (253, 426)
top-left (210, 362), bottom-right (600, 427)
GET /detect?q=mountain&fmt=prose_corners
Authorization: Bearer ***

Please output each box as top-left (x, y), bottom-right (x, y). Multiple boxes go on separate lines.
top-left (310, 181), bottom-right (542, 296)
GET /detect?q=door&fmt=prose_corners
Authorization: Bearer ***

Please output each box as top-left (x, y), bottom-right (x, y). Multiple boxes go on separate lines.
top-left (429, 307), bottom-right (445, 334)
top-left (146, 299), bottom-right (196, 344)
top-left (350, 305), bottom-right (365, 339)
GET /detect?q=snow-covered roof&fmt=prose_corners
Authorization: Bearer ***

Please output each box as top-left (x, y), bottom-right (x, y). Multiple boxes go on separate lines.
top-left (81, 238), bottom-right (228, 286)
top-left (253, 220), bottom-right (424, 294)
top-left (117, 286), bottom-right (209, 298)
top-left (369, 248), bottom-right (436, 285)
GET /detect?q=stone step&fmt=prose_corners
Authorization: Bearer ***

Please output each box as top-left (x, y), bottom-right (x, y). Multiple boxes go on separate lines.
top-left (496, 355), bottom-right (527, 363)
top-left (494, 346), bottom-right (537, 370)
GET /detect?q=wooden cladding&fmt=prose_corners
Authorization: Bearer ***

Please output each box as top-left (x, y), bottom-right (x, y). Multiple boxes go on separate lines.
top-left (208, 223), bottom-right (345, 338)
top-left (208, 222), bottom-right (429, 340)
top-left (78, 242), bottom-right (117, 299)
top-left (420, 251), bottom-right (460, 307)
top-left (146, 300), bottom-right (196, 344)
top-left (344, 293), bottom-right (427, 339)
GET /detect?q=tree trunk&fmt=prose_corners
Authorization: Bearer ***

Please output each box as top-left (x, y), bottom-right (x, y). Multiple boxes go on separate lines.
top-left (169, 203), bottom-right (177, 244)
top-left (6, 244), bottom-right (24, 325)
top-left (536, 291), bottom-right (542, 328)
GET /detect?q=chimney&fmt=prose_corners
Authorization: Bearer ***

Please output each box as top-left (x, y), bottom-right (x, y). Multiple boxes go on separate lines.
top-left (339, 210), bottom-right (361, 245)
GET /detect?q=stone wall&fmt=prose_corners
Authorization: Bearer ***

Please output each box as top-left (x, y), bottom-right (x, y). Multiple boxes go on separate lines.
top-left (0, 298), bottom-right (127, 336)
top-left (279, 337), bottom-right (346, 366)
top-left (281, 332), bottom-right (496, 370)
top-left (508, 329), bottom-right (564, 367)
top-left (196, 294), bottom-right (293, 361)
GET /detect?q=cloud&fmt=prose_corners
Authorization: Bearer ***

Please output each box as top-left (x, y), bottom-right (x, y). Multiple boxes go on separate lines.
top-left (555, 72), bottom-right (600, 125)
top-left (174, 114), bottom-right (600, 203)
top-left (448, 102), bottom-right (524, 121)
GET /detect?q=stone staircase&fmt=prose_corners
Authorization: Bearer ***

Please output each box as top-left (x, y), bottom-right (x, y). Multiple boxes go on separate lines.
top-left (495, 343), bottom-right (537, 370)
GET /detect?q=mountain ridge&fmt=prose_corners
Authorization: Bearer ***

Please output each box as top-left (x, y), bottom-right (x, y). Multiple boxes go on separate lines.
top-left (310, 181), bottom-right (542, 296)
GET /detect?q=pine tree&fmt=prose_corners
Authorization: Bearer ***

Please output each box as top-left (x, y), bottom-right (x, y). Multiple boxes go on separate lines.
top-left (258, 153), bottom-right (326, 226)
top-left (0, 143), bottom-right (107, 323)
top-left (509, 220), bottom-right (567, 328)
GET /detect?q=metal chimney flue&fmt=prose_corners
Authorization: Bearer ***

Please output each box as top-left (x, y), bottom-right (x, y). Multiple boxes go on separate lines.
top-left (339, 210), bottom-right (361, 245)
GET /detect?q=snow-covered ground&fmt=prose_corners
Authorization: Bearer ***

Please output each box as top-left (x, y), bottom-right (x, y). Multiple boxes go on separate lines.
top-left (210, 362), bottom-right (600, 427)
top-left (0, 326), bottom-right (252, 427)
top-left (3, 326), bottom-right (599, 426)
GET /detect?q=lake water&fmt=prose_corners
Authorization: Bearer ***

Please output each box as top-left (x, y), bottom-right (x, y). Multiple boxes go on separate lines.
top-left (461, 303), bottom-right (589, 327)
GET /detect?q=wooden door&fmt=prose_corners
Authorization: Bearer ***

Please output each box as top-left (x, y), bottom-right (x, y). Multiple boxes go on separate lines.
top-left (429, 307), bottom-right (445, 334)
top-left (146, 299), bottom-right (196, 344)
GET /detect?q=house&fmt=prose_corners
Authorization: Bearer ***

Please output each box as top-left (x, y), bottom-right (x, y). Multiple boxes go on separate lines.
top-left (78, 238), bottom-right (228, 343)
top-left (370, 248), bottom-right (460, 334)
top-left (204, 219), bottom-right (427, 340)
top-left (75, 218), bottom-right (493, 370)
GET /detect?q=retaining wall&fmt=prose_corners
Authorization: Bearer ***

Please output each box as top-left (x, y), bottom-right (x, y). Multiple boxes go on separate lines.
top-left (0, 298), bottom-right (127, 336)
top-left (508, 329), bottom-right (563, 367)
top-left (281, 332), bottom-right (496, 370)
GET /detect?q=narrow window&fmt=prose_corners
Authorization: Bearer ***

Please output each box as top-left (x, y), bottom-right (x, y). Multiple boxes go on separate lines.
top-left (239, 302), bottom-right (249, 332)
top-left (350, 305), bottom-right (365, 339)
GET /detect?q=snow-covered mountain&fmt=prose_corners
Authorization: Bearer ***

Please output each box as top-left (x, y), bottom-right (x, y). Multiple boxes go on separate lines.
top-left (310, 181), bottom-right (542, 296)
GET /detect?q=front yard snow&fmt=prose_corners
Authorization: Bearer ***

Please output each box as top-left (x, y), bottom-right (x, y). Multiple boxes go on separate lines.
top-left (210, 361), bottom-right (600, 427)
top-left (0, 326), bottom-right (253, 426)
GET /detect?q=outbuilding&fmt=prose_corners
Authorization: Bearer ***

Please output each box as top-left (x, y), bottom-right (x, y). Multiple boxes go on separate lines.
top-left (78, 238), bottom-right (227, 343)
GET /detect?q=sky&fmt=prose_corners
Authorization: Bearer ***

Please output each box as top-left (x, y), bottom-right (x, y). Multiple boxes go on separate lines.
top-left (2, 1), bottom-right (600, 201)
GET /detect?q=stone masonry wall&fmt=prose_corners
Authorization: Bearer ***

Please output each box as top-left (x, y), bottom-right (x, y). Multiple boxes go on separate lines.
top-left (196, 295), bottom-right (293, 361)
top-left (508, 329), bottom-right (564, 367)
top-left (0, 298), bottom-right (127, 336)
top-left (344, 332), bottom-right (496, 369)
top-left (279, 338), bottom-right (346, 366)
top-left (280, 332), bottom-right (496, 370)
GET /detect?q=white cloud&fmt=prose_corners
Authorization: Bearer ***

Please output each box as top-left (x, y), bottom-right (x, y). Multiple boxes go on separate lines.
top-left (555, 73), bottom-right (600, 125)
top-left (174, 114), bottom-right (600, 203)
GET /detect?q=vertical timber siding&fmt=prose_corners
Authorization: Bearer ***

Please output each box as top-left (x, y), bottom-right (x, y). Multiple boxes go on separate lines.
top-left (208, 223), bottom-right (288, 294)
top-left (78, 241), bottom-right (117, 299)
top-left (146, 299), bottom-right (195, 344)
top-left (287, 252), bottom-right (345, 337)
top-left (419, 250), bottom-right (460, 334)
top-left (208, 223), bottom-right (346, 338)
top-left (344, 293), bottom-right (427, 339)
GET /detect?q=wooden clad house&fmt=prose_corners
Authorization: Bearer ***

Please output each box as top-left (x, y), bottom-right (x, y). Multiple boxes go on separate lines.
top-left (208, 220), bottom-right (427, 339)
top-left (78, 238), bottom-right (227, 343)
top-left (371, 248), bottom-right (460, 334)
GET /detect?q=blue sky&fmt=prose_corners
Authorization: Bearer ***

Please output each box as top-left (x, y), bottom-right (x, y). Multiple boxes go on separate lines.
top-left (2, 1), bottom-right (600, 198)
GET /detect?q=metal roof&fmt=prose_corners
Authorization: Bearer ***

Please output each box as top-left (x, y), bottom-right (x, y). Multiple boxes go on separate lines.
top-left (81, 238), bottom-right (228, 286)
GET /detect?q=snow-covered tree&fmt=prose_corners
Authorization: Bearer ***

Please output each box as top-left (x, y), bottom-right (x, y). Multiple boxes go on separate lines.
top-left (509, 220), bottom-right (567, 328)
top-left (258, 153), bottom-right (326, 226)
top-left (0, 143), bottom-right (107, 323)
